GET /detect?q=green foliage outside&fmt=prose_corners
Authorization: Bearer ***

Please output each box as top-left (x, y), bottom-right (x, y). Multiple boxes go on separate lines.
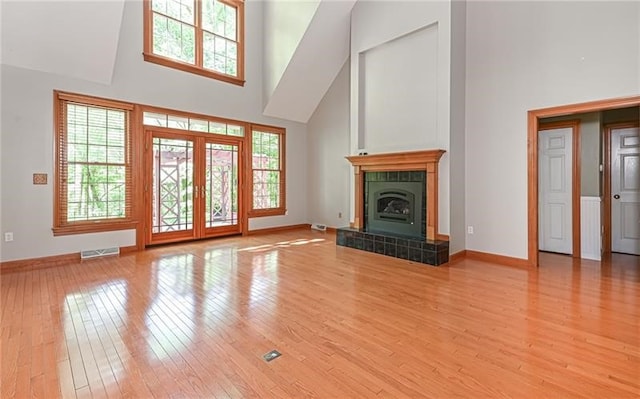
top-left (66, 104), bottom-right (127, 222)
top-left (252, 131), bottom-right (281, 209)
top-left (152, 0), bottom-right (238, 76)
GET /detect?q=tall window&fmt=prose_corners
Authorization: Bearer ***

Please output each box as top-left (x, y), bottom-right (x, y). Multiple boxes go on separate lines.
top-left (143, 0), bottom-right (245, 86)
top-left (53, 92), bottom-right (135, 235)
top-left (250, 125), bottom-right (285, 216)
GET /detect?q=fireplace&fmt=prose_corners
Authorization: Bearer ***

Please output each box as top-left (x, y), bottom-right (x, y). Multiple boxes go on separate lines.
top-left (337, 150), bottom-right (449, 266)
top-left (365, 174), bottom-right (425, 239)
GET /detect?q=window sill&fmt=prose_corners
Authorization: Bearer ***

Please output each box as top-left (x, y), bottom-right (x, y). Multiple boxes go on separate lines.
top-left (53, 220), bottom-right (138, 236)
top-left (143, 53), bottom-right (245, 87)
top-left (248, 208), bottom-right (287, 218)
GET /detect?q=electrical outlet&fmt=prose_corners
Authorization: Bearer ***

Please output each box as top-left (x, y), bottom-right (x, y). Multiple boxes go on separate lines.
top-left (338, 212), bottom-right (342, 219)
top-left (4, 232), bottom-right (14, 242)
top-left (467, 226), bottom-right (474, 235)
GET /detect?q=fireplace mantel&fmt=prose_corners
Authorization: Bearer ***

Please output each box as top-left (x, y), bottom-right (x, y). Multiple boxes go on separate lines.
top-left (346, 149), bottom-right (445, 241)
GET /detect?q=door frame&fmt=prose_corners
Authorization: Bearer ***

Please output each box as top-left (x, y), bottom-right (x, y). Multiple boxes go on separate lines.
top-left (537, 120), bottom-right (581, 258)
top-left (603, 122), bottom-right (640, 253)
top-left (144, 127), bottom-right (245, 246)
top-left (527, 95), bottom-right (640, 266)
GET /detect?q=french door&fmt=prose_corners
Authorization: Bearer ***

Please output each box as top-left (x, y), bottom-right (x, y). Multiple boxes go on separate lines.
top-left (146, 130), bottom-right (243, 245)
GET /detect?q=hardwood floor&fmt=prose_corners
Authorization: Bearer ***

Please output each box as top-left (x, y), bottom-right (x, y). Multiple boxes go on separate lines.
top-left (2, 229), bottom-right (639, 398)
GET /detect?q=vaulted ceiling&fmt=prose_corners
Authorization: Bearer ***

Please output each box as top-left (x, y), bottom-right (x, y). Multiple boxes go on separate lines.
top-left (262, 0), bottom-right (357, 123)
top-left (1, 0), bottom-right (126, 85)
top-left (0, 0), bottom-right (354, 122)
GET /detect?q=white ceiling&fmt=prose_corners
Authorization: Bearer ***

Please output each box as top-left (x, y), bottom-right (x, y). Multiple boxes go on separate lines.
top-left (262, 0), bottom-right (356, 123)
top-left (1, 0), bottom-right (126, 84)
top-left (0, 0), bottom-right (354, 123)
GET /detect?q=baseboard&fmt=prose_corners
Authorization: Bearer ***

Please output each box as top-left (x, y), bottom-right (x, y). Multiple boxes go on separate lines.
top-left (1, 245), bottom-right (139, 274)
top-left (448, 250), bottom-right (467, 263)
top-left (1, 252), bottom-right (81, 274)
top-left (246, 224), bottom-right (311, 236)
top-left (465, 250), bottom-right (531, 269)
top-left (120, 245), bottom-right (138, 254)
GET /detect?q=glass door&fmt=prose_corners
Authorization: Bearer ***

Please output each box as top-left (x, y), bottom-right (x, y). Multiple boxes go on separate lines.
top-left (148, 133), bottom-right (196, 244)
top-left (146, 131), bottom-right (242, 245)
top-left (202, 140), bottom-right (241, 237)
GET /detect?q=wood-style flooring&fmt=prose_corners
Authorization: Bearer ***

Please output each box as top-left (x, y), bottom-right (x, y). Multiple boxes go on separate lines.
top-left (1, 229), bottom-right (639, 398)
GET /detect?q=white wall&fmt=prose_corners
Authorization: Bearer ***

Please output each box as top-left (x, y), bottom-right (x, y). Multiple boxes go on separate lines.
top-left (449, 0), bottom-right (466, 254)
top-left (350, 0), bottom-right (452, 236)
top-left (0, 1), bottom-right (308, 262)
top-left (262, 0), bottom-right (320, 103)
top-left (361, 24), bottom-right (438, 153)
top-left (466, 1), bottom-right (640, 259)
top-left (307, 60), bottom-right (350, 229)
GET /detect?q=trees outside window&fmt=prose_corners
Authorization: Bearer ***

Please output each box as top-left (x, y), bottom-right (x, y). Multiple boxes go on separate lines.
top-left (53, 92), bottom-right (136, 235)
top-left (249, 125), bottom-right (285, 216)
top-left (143, 0), bottom-right (245, 86)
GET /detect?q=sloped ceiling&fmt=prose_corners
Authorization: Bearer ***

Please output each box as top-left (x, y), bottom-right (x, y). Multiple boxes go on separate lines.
top-left (0, 0), bottom-right (354, 123)
top-left (262, 0), bottom-right (357, 123)
top-left (1, 0), bottom-right (125, 85)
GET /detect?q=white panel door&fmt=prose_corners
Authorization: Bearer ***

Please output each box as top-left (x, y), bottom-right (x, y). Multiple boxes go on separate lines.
top-left (611, 126), bottom-right (640, 255)
top-left (539, 128), bottom-right (573, 254)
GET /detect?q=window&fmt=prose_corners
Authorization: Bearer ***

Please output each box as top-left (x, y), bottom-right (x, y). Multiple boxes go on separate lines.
top-left (143, 0), bottom-right (245, 86)
top-left (53, 92), bottom-right (136, 235)
top-left (250, 125), bottom-right (285, 216)
top-left (142, 110), bottom-right (244, 136)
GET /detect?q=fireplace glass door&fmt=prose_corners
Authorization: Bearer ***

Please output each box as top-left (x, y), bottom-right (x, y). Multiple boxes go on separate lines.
top-left (365, 172), bottom-right (426, 239)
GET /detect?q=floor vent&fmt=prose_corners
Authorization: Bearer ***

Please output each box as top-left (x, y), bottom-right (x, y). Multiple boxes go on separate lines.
top-left (81, 247), bottom-right (120, 259)
top-left (263, 350), bottom-right (282, 362)
top-left (311, 223), bottom-right (327, 231)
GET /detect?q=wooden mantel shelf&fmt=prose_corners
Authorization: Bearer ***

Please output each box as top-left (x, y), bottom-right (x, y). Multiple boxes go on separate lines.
top-left (346, 149), bottom-right (446, 241)
top-left (346, 149), bottom-right (445, 169)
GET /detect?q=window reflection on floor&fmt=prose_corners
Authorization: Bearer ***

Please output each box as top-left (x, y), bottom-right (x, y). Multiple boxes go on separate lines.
top-left (62, 280), bottom-right (129, 389)
top-left (202, 247), bottom-right (236, 328)
top-left (146, 254), bottom-right (195, 361)
top-left (248, 250), bottom-right (279, 312)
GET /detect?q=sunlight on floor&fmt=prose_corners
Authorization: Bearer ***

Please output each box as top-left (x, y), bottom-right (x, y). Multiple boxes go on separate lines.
top-left (237, 238), bottom-right (325, 252)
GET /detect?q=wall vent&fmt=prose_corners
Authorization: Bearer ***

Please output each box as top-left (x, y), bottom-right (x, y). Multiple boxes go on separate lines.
top-left (311, 223), bottom-right (327, 231)
top-left (81, 247), bottom-right (120, 259)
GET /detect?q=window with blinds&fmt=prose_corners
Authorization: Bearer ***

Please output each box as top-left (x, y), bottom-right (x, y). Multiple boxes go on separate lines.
top-left (53, 92), bottom-right (136, 236)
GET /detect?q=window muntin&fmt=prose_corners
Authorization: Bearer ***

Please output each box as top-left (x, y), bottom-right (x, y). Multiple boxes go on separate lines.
top-left (250, 126), bottom-right (285, 216)
top-left (144, 0), bottom-right (244, 86)
top-left (54, 92), bottom-right (135, 235)
top-left (143, 111), bottom-right (244, 136)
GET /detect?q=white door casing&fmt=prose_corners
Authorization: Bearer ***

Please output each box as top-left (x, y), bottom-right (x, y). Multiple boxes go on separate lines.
top-left (611, 126), bottom-right (640, 255)
top-left (539, 128), bottom-right (573, 254)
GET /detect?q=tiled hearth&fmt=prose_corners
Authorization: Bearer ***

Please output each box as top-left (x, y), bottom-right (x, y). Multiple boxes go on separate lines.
top-left (336, 227), bottom-right (449, 266)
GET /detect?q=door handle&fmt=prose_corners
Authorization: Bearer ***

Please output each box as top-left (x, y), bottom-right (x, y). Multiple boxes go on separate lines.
top-left (613, 194), bottom-right (620, 199)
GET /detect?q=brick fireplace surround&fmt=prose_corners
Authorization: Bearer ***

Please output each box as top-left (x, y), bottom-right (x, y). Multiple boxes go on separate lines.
top-left (337, 150), bottom-right (449, 266)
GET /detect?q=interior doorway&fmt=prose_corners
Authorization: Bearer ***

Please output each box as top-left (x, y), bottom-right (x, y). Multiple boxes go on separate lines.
top-left (604, 123), bottom-right (640, 255)
top-left (527, 96), bottom-right (640, 266)
top-left (537, 121), bottom-right (580, 256)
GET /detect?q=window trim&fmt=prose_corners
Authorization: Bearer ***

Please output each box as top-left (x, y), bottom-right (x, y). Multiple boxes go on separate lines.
top-left (141, 105), bottom-right (248, 136)
top-left (142, 0), bottom-right (245, 86)
top-left (53, 91), bottom-right (138, 236)
top-left (248, 124), bottom-right (286, 217)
